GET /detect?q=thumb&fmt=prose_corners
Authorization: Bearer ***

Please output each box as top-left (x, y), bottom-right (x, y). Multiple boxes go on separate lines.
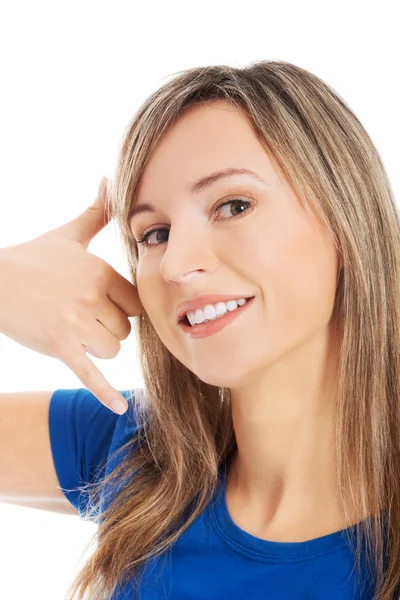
top-left (57, 177), bottom-right (112, 249)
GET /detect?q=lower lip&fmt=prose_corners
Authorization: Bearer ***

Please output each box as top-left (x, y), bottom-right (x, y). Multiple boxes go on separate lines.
top-left (178, 297), bottom-right (255, 339)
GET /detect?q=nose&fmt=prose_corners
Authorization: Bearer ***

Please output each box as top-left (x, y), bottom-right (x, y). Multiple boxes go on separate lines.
top-left (159, 224), bottom-right (219, 284)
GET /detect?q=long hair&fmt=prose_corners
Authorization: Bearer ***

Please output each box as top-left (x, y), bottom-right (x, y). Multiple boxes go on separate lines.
top-left (65, 60), bottom-right (400, 599)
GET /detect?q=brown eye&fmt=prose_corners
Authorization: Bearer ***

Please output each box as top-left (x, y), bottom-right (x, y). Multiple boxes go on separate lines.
top-left (215, 199), bottom-right (252, 220)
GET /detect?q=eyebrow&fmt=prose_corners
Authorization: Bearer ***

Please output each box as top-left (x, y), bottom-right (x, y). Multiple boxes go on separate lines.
top-left (128, 167), bottom-right (267, 220)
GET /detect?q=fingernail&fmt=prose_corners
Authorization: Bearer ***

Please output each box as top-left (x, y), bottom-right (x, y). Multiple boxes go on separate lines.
top-left (111, 398), bottom-right (128, 415)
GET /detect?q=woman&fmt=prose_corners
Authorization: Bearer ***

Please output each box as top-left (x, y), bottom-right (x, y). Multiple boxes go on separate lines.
top-left (0, 60), bottom-right (398, 599)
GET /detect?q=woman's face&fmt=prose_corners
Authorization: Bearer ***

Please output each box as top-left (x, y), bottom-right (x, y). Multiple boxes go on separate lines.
top-left (129, 100), bottom-right (341, 389)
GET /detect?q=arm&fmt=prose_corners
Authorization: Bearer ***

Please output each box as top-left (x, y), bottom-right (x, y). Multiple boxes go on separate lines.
top-left (0, 390), bottom-right (78, 515)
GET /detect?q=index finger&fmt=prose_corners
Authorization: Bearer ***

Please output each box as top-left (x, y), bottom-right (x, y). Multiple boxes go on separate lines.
top-left (62, 346), bottom-right (129, 415)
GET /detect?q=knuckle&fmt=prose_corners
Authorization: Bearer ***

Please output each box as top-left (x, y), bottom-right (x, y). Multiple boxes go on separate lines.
top-left (78, 361), bottom-right (97, 383)
top-left (82, 287), bottom-right (101, 307)
top-left (93, 259), bottom-right (109, 283)
top-left (92, 383), bottom-right (110, 401)
top-left (84, 265), bottom-right (109, 306)
top-left (59, 307), bottom-right (85, 338)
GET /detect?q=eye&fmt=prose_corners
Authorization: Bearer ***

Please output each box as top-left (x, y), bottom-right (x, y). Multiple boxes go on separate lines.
top-left (135, 197), bottom-right (253, 248)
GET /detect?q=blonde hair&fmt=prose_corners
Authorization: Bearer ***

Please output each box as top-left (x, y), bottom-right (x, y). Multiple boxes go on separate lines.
top-left (65, 60), bottom-right (400, 599)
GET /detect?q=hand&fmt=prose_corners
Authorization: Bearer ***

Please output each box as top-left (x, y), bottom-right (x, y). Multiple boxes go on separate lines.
top-left (0, 177), bottom-right (144, 414)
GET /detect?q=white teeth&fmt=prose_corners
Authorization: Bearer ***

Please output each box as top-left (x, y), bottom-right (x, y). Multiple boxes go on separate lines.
top-left (186, 297), bottom-right (248, 327)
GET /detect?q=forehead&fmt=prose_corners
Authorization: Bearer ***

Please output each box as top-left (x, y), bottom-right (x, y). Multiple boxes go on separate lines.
top-left (136, 100), bottom-right (280, 199)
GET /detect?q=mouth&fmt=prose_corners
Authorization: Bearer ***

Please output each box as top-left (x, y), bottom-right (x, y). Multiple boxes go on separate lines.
top-left (178, 296), bottom-right (255, 326)
top-left (178, 296), bottom-right (256, 338)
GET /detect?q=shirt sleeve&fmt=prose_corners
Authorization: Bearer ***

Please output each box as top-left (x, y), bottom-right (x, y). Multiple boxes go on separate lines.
top-left (48, 387), bottom-right (134, 519)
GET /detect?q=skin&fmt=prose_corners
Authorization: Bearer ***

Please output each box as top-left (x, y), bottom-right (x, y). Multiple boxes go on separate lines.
top-left (130, 99), bottom-right (349, 542)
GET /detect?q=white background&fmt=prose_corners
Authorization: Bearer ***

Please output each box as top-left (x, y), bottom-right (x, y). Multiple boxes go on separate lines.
top-left (0, 1), bottom-right (399, 598)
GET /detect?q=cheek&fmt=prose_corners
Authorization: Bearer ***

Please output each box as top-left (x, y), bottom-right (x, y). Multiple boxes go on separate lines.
top-left (269, 230), bottom-right (339, 337)
top-left (254, 201), bottom-right (338, 327)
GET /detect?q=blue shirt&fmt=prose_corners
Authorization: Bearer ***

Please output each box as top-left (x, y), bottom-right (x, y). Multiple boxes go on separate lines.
top-left (49, 388), bottom-right (376, 599)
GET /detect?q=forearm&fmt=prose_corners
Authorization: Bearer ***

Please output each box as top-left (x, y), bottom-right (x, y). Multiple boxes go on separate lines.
top-left (0, 246), bottom-right (12, 336)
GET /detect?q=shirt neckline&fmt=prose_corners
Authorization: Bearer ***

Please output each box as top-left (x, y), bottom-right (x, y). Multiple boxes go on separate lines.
top-left (210, 455), bottom-right (358, 562)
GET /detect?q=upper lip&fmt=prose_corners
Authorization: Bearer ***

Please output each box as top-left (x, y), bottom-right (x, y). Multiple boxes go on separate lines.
top-left (176, 294), bottom-right (254, 322)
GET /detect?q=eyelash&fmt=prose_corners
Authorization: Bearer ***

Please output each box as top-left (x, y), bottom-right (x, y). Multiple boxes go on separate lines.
top-left (136, 197), bottom-right (253, 247)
